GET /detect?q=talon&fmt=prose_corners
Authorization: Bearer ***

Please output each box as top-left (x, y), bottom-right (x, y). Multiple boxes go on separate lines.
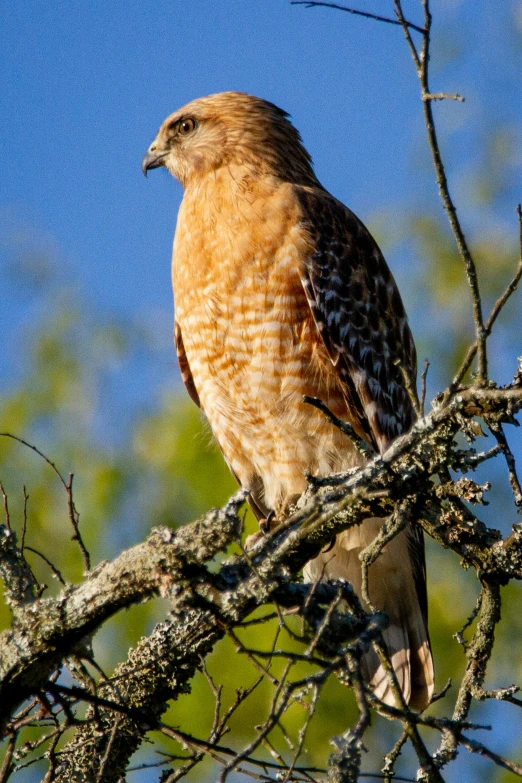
top-left (322, 536), bottom-right (336, 554)
top-left (245, 510), bottom-right (278, 549)
top-left (260, 509), bottom-right (276, 534)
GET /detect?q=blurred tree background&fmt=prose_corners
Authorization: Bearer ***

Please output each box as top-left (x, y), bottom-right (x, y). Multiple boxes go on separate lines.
top-left (1, 3), bottom-right (521, 782)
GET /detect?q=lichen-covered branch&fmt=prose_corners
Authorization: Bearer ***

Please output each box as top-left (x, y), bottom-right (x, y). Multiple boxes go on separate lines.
top-left (0, 492), bottom-right (247, 733)
top-left (1, 374), bottom-right (522, 780)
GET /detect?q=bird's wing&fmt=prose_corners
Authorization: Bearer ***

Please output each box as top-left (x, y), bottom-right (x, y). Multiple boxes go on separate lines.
top-left (296, 186), bottom-right (417, 455)
top-left (175, 321), bottom-right (201, 408)
top-left (296, 186), bottom-right (427, 625)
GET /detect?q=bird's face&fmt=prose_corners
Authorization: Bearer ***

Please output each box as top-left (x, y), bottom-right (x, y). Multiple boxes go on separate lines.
top-left (142, 96), bottom-right (229, 186)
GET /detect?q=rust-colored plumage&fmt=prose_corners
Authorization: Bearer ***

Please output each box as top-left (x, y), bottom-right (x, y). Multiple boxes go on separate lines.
top-left (143, 91), bottom-right (433, 709)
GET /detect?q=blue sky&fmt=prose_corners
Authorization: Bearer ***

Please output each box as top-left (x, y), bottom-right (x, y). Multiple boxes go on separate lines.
top-left (2, 1), bottom-right (520, 398)
top-left (1, 1), bottom-right (521, 444)
top-left (1, 0), bottom-right (521, 426)
top-left (2, 0), bottom-right (427, 326)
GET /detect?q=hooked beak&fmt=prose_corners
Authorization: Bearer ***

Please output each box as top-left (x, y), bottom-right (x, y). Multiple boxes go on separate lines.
top-left (142, 148), bottom-right (168, 177)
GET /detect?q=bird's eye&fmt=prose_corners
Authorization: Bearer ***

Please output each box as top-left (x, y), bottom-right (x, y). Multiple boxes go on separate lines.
top-left (178, 118), bottom-right (196, 136)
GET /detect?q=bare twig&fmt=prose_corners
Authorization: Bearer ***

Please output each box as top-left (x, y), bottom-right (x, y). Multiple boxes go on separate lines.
top-left (24, 546), bottom-right (66, 586)
top-left (281, 684), bottom-right (320, 782)
top-left (303, 395), bottom-right (375, 457)
top-left (435, 582), bottom-right (502, 770)
top-left (395, 359), bottom-right (421, 418)
top-left (488, 422), bottom-right (522, 509)
top-left (0, 732), bottom-right (16, 782)
top-left (382, 731), bottom-right (408, 781)
top-left (422, 92), bottom-right (464, 102)
top-left (20, 486), bottom-right (29, 553)
top-left (460, 734), bottom-right (522, 777)
top-left (0, 434), bottom-right (68, 488)
top-left (452, 204), bottom-right (522, 389)
top-left (65, 473), bottom-right (90, 572)
top-left (394, 0), bottom-right (487, 383)
top-left (368, 640), bottom-right (445, 782)
top-left (453, 591), bottom-right (483, 650)
top-left (159, 723), bottom-right (325, 779)
top-left (359, 501), bottom-right (411, 612)
top-left (0, 482), bottom-right (11, 529)
top-left (420, 360), bottom-right (430, 416)
top-left (291, 0), bottom-right (425, 34)
top-left (0, 433), bottom-right (91, 571)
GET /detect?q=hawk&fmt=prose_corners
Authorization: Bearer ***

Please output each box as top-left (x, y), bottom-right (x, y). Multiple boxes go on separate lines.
top-left (142, 92), bottom-right (433, 709)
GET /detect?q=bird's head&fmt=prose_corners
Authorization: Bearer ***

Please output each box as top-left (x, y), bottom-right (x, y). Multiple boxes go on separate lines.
top-left (142, 91), bottom-right (318, 188)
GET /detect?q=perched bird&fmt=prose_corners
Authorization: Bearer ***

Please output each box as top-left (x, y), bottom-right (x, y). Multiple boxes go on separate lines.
top-left (143, 92), bottom-right (433, 709)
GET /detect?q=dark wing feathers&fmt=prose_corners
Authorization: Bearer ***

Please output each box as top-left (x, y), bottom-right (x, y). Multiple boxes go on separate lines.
top-left (175, 321), bottom-right (201, 408)
top-left (296, 187), bottom-right (427, 627)
top-left (296, 187), bottom-right (417, 454)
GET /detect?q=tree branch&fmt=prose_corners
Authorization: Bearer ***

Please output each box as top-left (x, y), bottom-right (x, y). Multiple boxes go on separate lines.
top-left (2, 378), bottom-right (522, 778)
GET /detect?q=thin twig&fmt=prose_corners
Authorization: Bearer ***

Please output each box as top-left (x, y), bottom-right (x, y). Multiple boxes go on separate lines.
top-left (96, 715), bottom-right (122, 783)
top-left (420, 360), bottom-right (430, 416)
top-left (307, 587), bottom-right (344, 655)
top-left (24, 546), bottom-right (66, 585)
top-left (41, 728), bottom-right (62, 783)
top-left (393, 0), bottom-right (487, 383)
top-left (460, 734), bottom-right (522, 777)
top-left (359, 501), bottom-right (410, 612)
top-left (452, 204), bottom-right (522, 389)
top-left (422, 92), bottom-right (464, 102)
top-left (160, 721), bottom-right (326, 778)
top-left (429, 679), bottom-right (452, 705)
top-left (456, 444), bottom-right (503, 470)
top-left (0, 433), bottom-right (91, 570)
top-left (225, 626), bottom-right (311, 712)
top-left (0, 481), bottom-right (11, 529)
top-left (217, 661), bottom-right (295, 782)
top-left (488, 422), bottom-right (522, 508)
top-left (21, 486), bottom-right (29, 552)
top-left (395, 359), bottom-right (421, 418)
top-left (291, 0), bottom-right (425, 33)
top-left (0, 434), bottom-right (68, 488)
top-left (281, 684), bottom-right (320, 782)
top-left (453, 591), bottom-right (483, 650)
top-left (369, 640), bottom-right (444, 782)
top-left (382, 731), bottom-right (408, 781)
top-left (66, 474), bottom-right (91, 571)
top-left (0, 733), bottom-right (16, 782)
top-left (303, 395), bottom-right (375, 456)
top-left (435, 582), bottom-right (501, 769)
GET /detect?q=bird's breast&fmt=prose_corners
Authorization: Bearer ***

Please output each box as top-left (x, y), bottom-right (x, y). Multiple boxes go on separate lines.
top-left (171, 178), bottom-right (361, 512)
top-left (172, 180), bottom-right (313, 394)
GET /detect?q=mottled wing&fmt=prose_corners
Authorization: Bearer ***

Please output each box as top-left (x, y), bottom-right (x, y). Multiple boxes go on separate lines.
top-left (175, 321), bottom-right (200, 408)
top-left (296, 187), bottom-right (417, 454)
top-left (296, 187), bottom-right (427, 625)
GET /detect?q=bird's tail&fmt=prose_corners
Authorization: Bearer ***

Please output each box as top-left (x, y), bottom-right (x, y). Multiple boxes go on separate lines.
top-left (303, 519), bottom-right (434, 710)
top-left (359, 593), bottom-right (434, 710)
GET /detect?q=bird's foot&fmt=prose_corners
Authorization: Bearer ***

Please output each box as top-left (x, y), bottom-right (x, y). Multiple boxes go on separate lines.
top-left (260, 509), bottom-right (276, 534)
top-left (244, 510), bottom-right (277, 551)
